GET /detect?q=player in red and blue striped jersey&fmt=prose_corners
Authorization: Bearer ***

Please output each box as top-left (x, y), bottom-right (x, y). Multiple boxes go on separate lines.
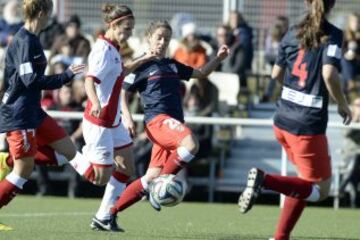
top-left (108, 20), bottom-right (229, 226)
top-left (238, 1), bottom-right (352, 239)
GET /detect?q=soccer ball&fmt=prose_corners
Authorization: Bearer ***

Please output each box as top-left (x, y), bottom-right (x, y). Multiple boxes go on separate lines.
top-left (150, 174), bottom-right (186, 207)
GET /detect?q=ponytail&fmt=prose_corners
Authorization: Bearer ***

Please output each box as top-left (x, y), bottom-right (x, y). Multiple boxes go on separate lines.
top-left (296, 0), bottom-right (335, 49)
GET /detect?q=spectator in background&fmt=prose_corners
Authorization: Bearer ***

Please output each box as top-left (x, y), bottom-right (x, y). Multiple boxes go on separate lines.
top-left (261, 16), bottom-right (289, 102)
top-left (341, 13), bottom-right (360, 96)
top-left (170, 13), bottom-right (195, 40)
top-left (184, 84), bottom-right (216, 160)
top-left (0, 0), bottom-right (23, 48)
top-left (173, 22), bottom-right (207, 68)
top-left (39, 15), bottom-right (64, 50)
top-left (50, 14), bottom-right (91, 63)
top-left (228, 11), bottom-right (253, 89)
top-left (72, 78), bottom-right (87, 109)
top-left (41, 61), bottom-right (69, 109)
top-left (214, 24), bottom-right (246, 98)
top-left (185, 77), bottom-right (219, 117)
top-left (49, 37), bottom-right (85, 68)
top-left (340, 97), bottom-right (360, 208)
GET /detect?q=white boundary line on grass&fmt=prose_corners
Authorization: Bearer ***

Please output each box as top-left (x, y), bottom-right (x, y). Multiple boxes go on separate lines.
top-left (1, 212), bottom-right (93, 218)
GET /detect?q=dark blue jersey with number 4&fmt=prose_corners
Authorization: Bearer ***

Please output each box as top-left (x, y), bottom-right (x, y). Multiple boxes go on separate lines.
top-left (274, 20), bottom-right (343, 135)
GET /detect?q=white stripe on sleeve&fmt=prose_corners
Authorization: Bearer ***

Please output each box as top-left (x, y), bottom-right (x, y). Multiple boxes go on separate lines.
top-left (327, 44), bottom-right (341, 59)
top-left (19, 62), bottom-right (33, 76)
top-left (124, 73), bottom-right (135, 84)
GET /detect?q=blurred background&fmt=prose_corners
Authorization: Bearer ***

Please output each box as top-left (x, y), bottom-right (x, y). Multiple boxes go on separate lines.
top-left (0, 0), bottom-right (360, 209)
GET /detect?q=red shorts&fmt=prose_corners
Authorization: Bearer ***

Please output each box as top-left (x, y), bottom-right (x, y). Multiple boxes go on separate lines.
top-left (145, 114), bottom-right (192, 168)
top-left (6, 115), bottom-right (68, 159)
top-left (273, 126), bottom-right (331, 182)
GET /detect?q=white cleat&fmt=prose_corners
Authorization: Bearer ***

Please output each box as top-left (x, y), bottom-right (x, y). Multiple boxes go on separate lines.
top-left (238, 168), bottom-right (265, 214)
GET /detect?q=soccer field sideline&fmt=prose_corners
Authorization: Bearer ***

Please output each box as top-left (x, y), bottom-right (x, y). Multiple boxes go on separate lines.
top-left (0, 196), bottom-right (359, 240)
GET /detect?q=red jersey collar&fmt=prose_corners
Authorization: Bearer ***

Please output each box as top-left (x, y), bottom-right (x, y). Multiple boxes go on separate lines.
top-left (99, 35), bottom-right (120, 51)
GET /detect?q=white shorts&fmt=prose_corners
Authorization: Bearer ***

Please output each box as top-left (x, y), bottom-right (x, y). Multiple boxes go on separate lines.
top-left (82, 118), bottom-right (133, 165)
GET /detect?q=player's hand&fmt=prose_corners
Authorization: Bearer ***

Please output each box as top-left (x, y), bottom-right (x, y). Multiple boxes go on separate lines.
top-left (90, 102), bottom-right (101, 118)
top-left (69, 64), bottom-right (86, 75)
top-left (124, 118), bottom-right (136, 139)
top-left (338, 103), bottom-right (352, 125)
top-left (217, 45), bottom-right (230, 61)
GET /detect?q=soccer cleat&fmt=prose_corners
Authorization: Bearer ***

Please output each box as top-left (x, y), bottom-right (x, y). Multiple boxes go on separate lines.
top-left (0, 222), bottom-right (13, 231)
top-left (90, 215), bottom-right (124, 232)
top-left (0, 152), bottom-right (12, 181)
top-left (238, 168), bottom-right (265, 214)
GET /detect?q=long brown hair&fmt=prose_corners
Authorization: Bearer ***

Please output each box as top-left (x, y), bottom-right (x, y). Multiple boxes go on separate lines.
top-left (296, 0), bottom-right (335, 49)
top-left (145, 20), bottom-right (172, 39)
top-left (102, 3), bottom-right (134, 27)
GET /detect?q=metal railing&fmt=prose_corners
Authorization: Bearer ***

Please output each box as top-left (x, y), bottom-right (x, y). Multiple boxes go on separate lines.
top-left (48, 110), bottom-right (360, 209)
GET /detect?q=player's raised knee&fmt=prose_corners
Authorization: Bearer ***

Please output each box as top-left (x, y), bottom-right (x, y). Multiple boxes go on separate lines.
top-left (180, 134), bottom-right (199, 155)
top-left (92, 166), bottom-right (112, 186)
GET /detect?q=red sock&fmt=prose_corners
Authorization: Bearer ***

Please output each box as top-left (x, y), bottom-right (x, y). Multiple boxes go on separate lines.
top-left (274, 197), bottom-right (306, 240)
top-left (83, 164), bottom-right (95, 182)
top-left (0, 179), bottom-right (21, 208)
top-left (34, 146), bottom-right (57, 166)
top-left (112, 171), bottom-right (130, 183)
top-left (160, 151), bottom-right (186, 175)
top-left (6, 154), bottom-right (13, 168)
top-left (263, 175), bottom-right (313, 199)
top-left (111, 178), bottom-right (145, 214)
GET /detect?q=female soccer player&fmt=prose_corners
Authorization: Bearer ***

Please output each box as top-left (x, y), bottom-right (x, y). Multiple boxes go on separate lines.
top-left (106, 20), bottom-right (229, 229)
top-left (238, 1), bottom-right (352, 239)
top-left (82, 4), bottom-right (155, 231)
top-left (0, 0), bottom-right (88, 209)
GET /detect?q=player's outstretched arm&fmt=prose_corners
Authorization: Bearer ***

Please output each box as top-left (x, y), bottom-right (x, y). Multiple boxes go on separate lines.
top-left (191, 45), bottom-right (229, 79)
top-left (123, 51), bottom-right (157, 76)
top-left (20, 64), bottom-right (85, 90)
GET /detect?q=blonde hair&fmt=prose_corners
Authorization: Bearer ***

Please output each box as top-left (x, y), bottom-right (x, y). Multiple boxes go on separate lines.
top-left (297, 0), bottom-right (335, 49)
top-left (23, 0), bottom-right (53, 20)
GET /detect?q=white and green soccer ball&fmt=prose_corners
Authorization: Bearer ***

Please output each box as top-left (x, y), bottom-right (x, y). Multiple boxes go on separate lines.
top-left (150, 174), bottom-right (186, 207)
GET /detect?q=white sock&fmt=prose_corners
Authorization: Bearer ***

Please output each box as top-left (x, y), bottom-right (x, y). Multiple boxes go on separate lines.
top-left (95, 176), bottom-right (126, 220)
top-left (177, 147), bottom-right (195, 163)
top-left (69, 151), bottom-right (91, 176)
top-left (305, 185), bottom-right (321, 202)
top-left (141, 176), bottom-right (149, 191)
top-left (6, 172), bottom-right (28, 189)
top-left (54, 152), bottom-right (68, 166)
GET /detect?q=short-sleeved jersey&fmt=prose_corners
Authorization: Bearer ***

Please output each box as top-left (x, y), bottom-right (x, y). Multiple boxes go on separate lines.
top-left (84, 36), bottom-right (124, 128)
top-left (274, 21), bottom-right (343, 135)
top-left (122, 58), bottom-right (193, 123)
top-left (0, 27), bottom-right (74, 133)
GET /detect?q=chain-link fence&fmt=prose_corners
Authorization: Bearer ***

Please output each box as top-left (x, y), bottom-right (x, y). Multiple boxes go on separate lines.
top-left (240, 0), bottom-right (360, 30)
top-left (1, 0), bottom-right (360, 39)
top-left (58, 0), bottom-right (223, 37)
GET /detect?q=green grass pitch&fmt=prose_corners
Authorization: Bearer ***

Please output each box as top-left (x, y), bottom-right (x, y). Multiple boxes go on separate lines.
top-left (0, 196), bottom-right (359, 240)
